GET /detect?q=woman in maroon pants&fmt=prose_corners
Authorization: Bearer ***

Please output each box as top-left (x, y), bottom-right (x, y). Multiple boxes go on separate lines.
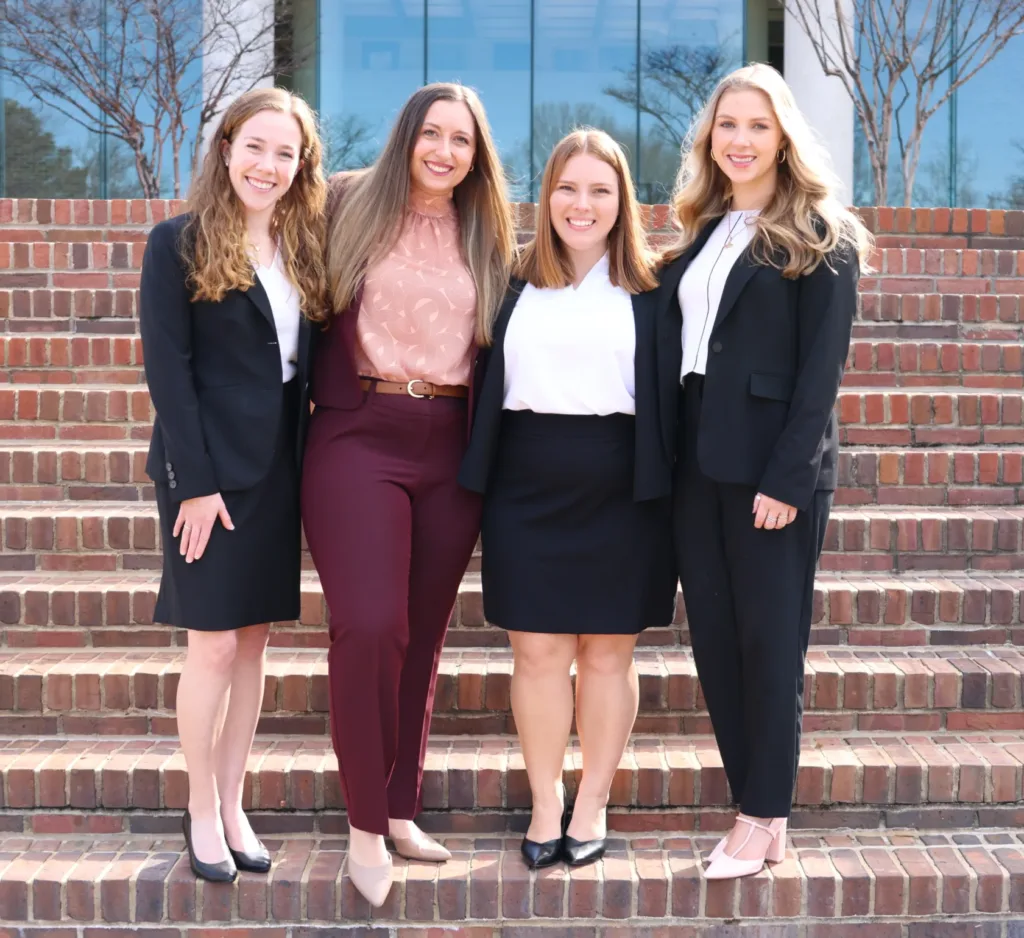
top-left (300, 83), bottom-right (515, 907)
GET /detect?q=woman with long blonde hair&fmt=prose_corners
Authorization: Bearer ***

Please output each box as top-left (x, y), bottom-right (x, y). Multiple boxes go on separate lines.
top-left (139, 87), bottom-right (326, 882)
top-left (301, 82), bottom-right (516, 907)
top-left (461, 129), bottom-right (677, 870)
top-left (658, 63), bottom-right (873, 879)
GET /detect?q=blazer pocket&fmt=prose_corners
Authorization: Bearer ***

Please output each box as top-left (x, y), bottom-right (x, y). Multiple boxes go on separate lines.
top-left (749, 372), bottom-right (795, 402)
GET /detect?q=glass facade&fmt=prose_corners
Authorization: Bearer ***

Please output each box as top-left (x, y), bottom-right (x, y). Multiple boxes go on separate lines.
top-left (1, 0), bottom-right (1022, 207)
top-left (0, 0), bottom-right (205, 200)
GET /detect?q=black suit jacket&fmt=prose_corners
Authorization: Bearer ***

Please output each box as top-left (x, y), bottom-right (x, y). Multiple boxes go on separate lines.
top-left (140, 213), bottom-right (313, 502)
top-left (658, 218), bottom-right (859, 511)
top-left (459, 278), bottom-right (674, 502)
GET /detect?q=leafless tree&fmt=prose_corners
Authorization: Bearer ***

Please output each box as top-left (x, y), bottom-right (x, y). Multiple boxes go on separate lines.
top-left (320, 114), bottom-right (377, 174)
top-left (783, 0), bottom-right (1024, 205)
top-left (0, 0), bottom-right (309, 198)
top-left (603, 43), bottom-right (733, 148)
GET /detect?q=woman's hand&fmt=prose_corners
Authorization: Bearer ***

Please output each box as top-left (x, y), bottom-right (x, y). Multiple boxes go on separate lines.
top-left (753, 493), bottom-right (797, 530)
top-left (173, 494), bottom-right (234, 563)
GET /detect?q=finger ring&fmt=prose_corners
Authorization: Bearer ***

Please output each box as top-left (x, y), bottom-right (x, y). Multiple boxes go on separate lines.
top-left (182, 522), bottom-right (192, 530)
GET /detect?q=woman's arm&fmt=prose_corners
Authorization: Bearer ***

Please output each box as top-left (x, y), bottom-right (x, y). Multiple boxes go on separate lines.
top-left (139, 220), bottom-right (219, 502)
top-left (756, 248), bottom-right (859, 511)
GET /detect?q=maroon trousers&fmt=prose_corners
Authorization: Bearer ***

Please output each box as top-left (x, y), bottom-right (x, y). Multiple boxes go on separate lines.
top-left (300, 387), bottom-right (481, 835)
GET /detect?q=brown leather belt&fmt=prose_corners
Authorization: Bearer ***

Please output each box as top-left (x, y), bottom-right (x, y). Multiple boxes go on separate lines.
top-left (359, 377), bottom-right (468, 400)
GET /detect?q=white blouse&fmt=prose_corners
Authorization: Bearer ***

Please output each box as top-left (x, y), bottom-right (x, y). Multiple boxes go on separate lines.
top-left (502, 253), bottom-right (636, 416)
top-left (678, 209), bottom-right (759, 378)
top-left (255, 248), bottom-right (301, 383)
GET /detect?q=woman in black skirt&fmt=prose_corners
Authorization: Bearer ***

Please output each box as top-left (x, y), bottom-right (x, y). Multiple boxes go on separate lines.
top-left (460, 129), bottom-right (677, 869)
top-left (140, 88), bottom-right (326, 882)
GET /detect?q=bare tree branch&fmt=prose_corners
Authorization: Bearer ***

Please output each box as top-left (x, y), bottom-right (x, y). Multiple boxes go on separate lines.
top-left (783, 0), bottom-right (1024, 205)
top-left (0, 0), bottom-right (310, 197)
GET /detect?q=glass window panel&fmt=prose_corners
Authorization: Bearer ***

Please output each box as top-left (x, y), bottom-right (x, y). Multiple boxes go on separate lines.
top-left (319, 0), bottom-right (426, 173)
top-left (532, 0), bottom-right (639, 201)
top-left (853, 0), bottom-right (952, 206)
top-left (0, 16), bottom-right (97, 197)
top-left (426, 1), bottom-right (532, 200)
top-left (637, 0), bottom-right (744, 204)
top-left (954, 31), bottom-right (1024, 208)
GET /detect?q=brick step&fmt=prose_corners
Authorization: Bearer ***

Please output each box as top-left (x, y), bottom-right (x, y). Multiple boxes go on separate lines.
top-left (3, 502), bottom-right (1024, 573)
top-left (1, 386), bottom-right (1022, 443)
top-left (2, 443), bottom-right (1022, 506)
top-left (1, 831), bottom-right (1020, 928)
top-left (844, 340), bottom-right (1023, 388)
top-left (836, 447), bottom-right (1024, 506)
top-left (2, 646), bottom-right (1020, 738)
top-left (4, 333), bottom-right (1021, 389)
top-left (1, 732), bottom-right (1022, 819)
top-left (0, 570), bottom-right (1020, 648)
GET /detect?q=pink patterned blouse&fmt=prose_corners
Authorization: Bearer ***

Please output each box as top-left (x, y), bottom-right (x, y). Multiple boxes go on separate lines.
top-left (353, 191), bottom-right (477, 387)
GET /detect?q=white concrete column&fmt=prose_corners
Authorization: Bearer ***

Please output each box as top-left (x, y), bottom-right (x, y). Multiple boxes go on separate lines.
top-left (200, 0), bottom-right (277, 156)
top-left (784, 0), bottom-right (855, 202)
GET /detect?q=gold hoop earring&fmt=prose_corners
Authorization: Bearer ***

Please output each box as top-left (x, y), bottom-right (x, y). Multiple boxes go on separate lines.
top-left (777, 149), bottom-right (787, 164)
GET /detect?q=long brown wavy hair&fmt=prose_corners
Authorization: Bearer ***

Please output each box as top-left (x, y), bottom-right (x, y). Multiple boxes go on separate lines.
top-left (518, 129), bottom-right (657, 293)
top-left (318, 82), bottom-right (516, 346)
top-left (183, 87), bottom-right (328, 315)
top-left (663, 64), bottom-right (873, 277)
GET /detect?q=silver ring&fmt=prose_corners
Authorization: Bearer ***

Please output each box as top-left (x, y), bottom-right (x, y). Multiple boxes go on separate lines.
top-left (182, 521), bottom-right (192, 530)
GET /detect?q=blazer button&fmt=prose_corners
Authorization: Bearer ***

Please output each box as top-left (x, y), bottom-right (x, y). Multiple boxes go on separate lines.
top-left (169, 480), bottom-right (178, 489)
top-left (165, 462), bottom-right (173, 471)
top-left (711, 341), bottom-right (723, 353)
top-left (167, 470), bottom-right (175, 480)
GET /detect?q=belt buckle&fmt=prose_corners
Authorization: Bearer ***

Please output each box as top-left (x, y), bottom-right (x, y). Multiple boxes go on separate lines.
top-left (406, 379), bottom-right (434, 400)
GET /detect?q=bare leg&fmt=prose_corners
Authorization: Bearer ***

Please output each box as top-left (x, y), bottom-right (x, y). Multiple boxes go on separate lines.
top-left (570, 633), bottom-right (640, 841)
top-left (215, 622), bottom-right (271, 853)
top-left (177, 629), bottom-right (238, 863)
top-left (508, 630), bottom-right (578, 842)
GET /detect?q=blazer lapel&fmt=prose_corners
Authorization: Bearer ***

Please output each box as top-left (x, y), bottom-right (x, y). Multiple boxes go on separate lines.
top-left (657, 217), bottom-right (721, 319)
top-left (242, 274), bottom-right (276, 332)
top-left (711, 250), bottom-right (759, 332)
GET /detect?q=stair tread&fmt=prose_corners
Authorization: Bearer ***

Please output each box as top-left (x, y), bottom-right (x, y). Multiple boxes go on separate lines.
top-left (0, 829), bottom-right (1020, 925)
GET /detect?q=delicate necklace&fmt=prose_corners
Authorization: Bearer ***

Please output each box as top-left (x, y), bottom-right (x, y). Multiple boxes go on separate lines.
top-left (691, 212), bottom-right (748, 369)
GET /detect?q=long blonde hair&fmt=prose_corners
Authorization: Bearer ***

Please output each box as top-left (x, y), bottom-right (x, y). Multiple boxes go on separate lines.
top-left (183, 88), bottom-right (328, 315)
top-left (319, 83), bottom-right (517, 345)
top-left (663, 64), bottom-right (873, 276)
top-left (518, 129), bottom-right (657, 294)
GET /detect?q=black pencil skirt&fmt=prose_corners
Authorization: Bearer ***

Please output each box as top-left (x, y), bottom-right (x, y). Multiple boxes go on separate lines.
top-left (481, 410), bottom-right (676, 635)
top-left (153, 378), bottom-right (302, 632)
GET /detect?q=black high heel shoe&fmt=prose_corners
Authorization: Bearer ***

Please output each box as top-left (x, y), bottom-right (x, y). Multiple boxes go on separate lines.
top-left (562, 805), bottom-right (607, 867)
top-left (182, 811), bottom-right (237, 883)
top-left (228, 838), bottom-right (272, 874)
top-left (520, 795), bottom-right (570, 870)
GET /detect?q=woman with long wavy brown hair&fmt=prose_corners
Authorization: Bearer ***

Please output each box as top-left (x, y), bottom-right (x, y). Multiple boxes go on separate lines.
top-left (301, 82), bottom-right (515, 907)
top-left (139, 87), bottom-right (326, 883)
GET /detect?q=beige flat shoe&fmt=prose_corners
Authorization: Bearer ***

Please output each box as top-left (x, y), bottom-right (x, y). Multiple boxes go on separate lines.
top-left (347, 853), bottom-right (393, 908)
top-left (392, 834), bottom-right (451, 862)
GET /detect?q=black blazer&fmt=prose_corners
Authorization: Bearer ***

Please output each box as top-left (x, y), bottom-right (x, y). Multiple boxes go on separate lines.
top-left (459, 278), bottom-right (675, 502)
top-left (658, 218), bottom-right (859, 511)
top-left (139, 213), bottom-right (313, 502)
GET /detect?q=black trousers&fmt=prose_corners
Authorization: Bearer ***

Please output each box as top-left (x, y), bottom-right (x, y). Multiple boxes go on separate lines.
top-left (674, 376), bottom-right (831, 818)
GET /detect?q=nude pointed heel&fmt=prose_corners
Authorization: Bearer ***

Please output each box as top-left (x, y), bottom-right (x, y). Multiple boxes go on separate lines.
top-left (704, 817), bottom-right (787, 880)
top-left (347, 854), bottom-right (393, 908)
top-left (392, 835), bottom-right (451, 862)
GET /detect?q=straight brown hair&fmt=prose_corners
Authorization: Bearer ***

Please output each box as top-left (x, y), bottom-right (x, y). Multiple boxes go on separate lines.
top-left (318, 83), bottom-right (517, 346)
top-left (517, 129), bottom-right (657, 294)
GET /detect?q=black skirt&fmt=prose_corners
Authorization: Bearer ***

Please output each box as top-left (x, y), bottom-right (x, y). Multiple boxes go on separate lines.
top-left (153, 379), bottom-right (302, 631)
top-left (481, 410), bottom-right (676, 635)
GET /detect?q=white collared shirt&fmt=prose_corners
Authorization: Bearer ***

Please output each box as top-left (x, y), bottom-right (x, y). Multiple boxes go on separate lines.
top-left (502, 253), bottom-right (636, 415)
top-left (255, 247), bottom-right (301, 383)
top-left (678, 210), bottom-right (759, 378)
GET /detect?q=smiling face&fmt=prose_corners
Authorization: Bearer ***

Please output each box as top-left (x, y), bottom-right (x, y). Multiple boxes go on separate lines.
top-left (409, 100), bottom-right (477, 199)
top-left (222, 109), bottom-right (303, 217)
top-left (710, 88), bottom-right (784, 205)
top-left (548, 152), bottom-right (620, 255)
